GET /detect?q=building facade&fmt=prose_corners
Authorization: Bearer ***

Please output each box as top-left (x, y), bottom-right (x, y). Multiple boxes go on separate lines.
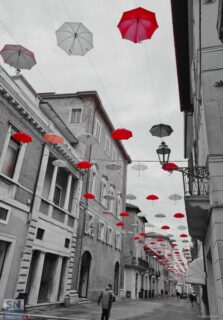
top-left (0, 66), bottom-right (83, 307)
top-left (171, 0), bottom-right (223, 317)
top-left (40, 92), bottom-right (131, 300)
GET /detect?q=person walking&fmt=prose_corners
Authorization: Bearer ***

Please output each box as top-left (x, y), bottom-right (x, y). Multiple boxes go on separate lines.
top-left (160, 289), bottom-right (164, 299)
top-left (176, 290), bottom-right (180, 301)
top-left (189, 292), bottom-right (196, 307)
top-left (98, 284), bottom-right (115, 320)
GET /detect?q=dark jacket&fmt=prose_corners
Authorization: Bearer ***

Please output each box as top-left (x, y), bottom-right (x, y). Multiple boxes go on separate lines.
top-left (98, 289), bottom-right (115, 310)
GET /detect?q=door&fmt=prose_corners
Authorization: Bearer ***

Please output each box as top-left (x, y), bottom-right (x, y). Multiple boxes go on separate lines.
top-left (114, 262), bottom-right (119, 295)
top-left (79, 251), bottom-right (91, 298)
top-left (135, 273), bottom-right (138, 298)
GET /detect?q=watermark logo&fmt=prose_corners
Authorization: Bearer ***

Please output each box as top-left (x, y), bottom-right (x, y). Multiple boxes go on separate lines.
top-left (3, 299), bottom-right (24, 312)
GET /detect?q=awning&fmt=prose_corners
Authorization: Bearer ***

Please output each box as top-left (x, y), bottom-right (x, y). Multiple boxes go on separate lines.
top-left (186, 257), bottom-right (206, 285)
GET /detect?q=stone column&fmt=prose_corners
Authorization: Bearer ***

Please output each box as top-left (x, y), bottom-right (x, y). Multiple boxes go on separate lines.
top-left (64, 174), bottom-right (72, 211)
top-left (13, 143), bottom-right (26, 182)
top-left (0, 126), bottom-right (12, 172)
top-left (48, 165), bottom-right (58, 201)
top-left (27, 251), bottom-right (45, 305)
top-left (49, 256), bottom-right (63, 302)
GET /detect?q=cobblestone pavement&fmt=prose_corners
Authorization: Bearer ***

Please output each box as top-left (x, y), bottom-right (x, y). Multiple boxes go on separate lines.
top-left (26, 297), bottom-right (201, 320)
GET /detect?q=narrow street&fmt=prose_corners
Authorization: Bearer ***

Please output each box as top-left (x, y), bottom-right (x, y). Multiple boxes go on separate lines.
top-left (29, 298), bottom-right (200, 320)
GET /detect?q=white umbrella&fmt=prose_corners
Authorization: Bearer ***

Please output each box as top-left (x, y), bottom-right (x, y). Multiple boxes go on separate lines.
top-left (52, 159), bottom-right (67, 167)
top-left (106, 163), bottom-right (122, 171)
top-left (103, 194), bottom-right (115, 200)
top-left (77, 133), bottom-right (98, 146)
top-left (126, 193), bottom-right (137, 200)
top-left (56, 22), bottom-right (93, 56)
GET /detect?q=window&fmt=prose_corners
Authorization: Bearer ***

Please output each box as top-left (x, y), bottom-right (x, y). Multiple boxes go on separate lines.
top-left (85, 212), bottom-right (95, 236)
top-left (116, 194), bottom-right (122, 216)
top-left (36, 228), bottom-right (45, 240)
top-left (105, 136), bottom-right (110, 156)
top-left (93, 120), bottom-right (101, 141)
top-left (53, 185), bottom-right (62, 206)
top-left (70, 108), bottom-right (82, 123)
top-left (0, 241), bottom-right (8, 279)
top-left (115, 232), bottom-right (121, 250)
top-left (65, 238), bottom-right (70, 248)
top-left (89, 165), bottom-right (98, 196)
top-left (1, 136), bottom-right (20, 178)
top-left (108, 185), bottom-right (115, 212)
top-left (100, 176), bottom-right (108, 208)
top-left (98, 221), bottom-right (106, 242)
top-left (106, 227), bottom-right (113, 246)
top-left (112, 147), bottom-right (117, 161)
top-left (0, 205), bottom-right (10, 224)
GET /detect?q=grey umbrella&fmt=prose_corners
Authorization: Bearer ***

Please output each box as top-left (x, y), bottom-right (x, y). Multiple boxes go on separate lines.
top-left (149, 123), bottom-right (173, 138)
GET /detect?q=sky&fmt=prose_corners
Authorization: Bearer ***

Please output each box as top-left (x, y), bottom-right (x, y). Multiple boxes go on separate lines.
top-left (0, 0), bottom-right (190, 262)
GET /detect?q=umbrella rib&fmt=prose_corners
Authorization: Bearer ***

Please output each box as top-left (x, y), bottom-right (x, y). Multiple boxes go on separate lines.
top-left (56, 29), bottom-right (74, 35)
top-left (3, 51), bottom-right (18, 63)
top-left (78, 35), bottom-right (93, 47)
top-left (77, 37), bottom-right (84, 55)
top-left (58, 34), bottom-right (74, 46)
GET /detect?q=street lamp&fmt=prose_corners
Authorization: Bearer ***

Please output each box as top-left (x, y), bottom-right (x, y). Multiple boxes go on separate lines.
top-left (156, 141), bottom-right (171, 166)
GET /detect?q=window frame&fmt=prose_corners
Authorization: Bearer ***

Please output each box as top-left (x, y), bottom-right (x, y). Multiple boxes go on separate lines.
top-left (104, 136), bottom-right (110, 156)
top-left (85, 212), bottom-right (95, 237)
top-left (115, 232), bottom-right (121, 250)
top-left (69, 107), bottom-right (83, 124)
top-left (106, 226), bottom-right (113, 246)
top-left (93, 119), bottom-right (101, 142)
top-left (98, 220), bottom-right (106, 242)
top-left (0, 204), bottom-right (11, 225)
top-left (53, 184), bottom-right (62, 207)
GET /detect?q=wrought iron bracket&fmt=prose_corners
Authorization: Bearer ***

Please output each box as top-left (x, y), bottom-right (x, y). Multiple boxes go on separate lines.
top-left (175, 166), bottom-right (209, 179)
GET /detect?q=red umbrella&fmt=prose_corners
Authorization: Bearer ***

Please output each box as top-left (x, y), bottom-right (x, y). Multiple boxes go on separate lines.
top-left (119, 212), bottom-right (129, 217)
top-left (76, 161), bottom-right (93, 170)
top-left (157, 250), bottom-right (162, 254)
top-left (116, 221), bottom-right (125, 227)
top-left (146, 194), bottom-right (159, 201)
top-left (173, 212), bottom-right (185, 219)
top-left (133, 236), bottom-right (141, 240)
top-left (162, 162), bottom-right (179, 172)
top-left (117, 7), bottom-right (159, 43)
top-left (144, 244), bottom-right (149, 250)
top-left (157, 238), bottom-right (164, 242)
top-left (44, 134), bottom-right (64, 144)
top-left (167, 254), bottom-right (172, 257)
top-left (180, 234), bottom-right (188, 238)
top-left (149, 241), bottom-right (156, 245)
top-left (12, 132), bottom-right (32, 143)
top-left (161, 225), bottom-right (170, 230)
top-left (111, 128), bottom-right (133, 140)
top-left (83, 192), bottom-right (95, 200)
top-left (139, 231), bottom-right (147, 237)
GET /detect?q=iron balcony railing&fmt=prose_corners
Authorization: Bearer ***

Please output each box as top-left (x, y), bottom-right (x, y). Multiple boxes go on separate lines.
top-left (181, 167), bottom-right (209, 196)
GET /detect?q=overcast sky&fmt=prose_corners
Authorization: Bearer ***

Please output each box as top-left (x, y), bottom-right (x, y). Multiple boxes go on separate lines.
top-left (0, 0), bottom-right (190, 261)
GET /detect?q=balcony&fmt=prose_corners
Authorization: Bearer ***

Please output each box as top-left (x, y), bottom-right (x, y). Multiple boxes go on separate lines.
top-left (182, 168), bottom-right (210, 241)
top-left (124, 256), bottom-right (149, 271)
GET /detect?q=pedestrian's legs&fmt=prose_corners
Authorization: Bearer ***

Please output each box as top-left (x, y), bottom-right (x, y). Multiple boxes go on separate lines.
top-left (101, 309), bottom-right (107, 320)
top-left (104, 309), bottom-right (110, 320)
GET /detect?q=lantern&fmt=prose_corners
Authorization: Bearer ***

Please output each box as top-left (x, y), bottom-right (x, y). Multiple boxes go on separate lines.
top-left (156, 141), bottom-right (171, 166)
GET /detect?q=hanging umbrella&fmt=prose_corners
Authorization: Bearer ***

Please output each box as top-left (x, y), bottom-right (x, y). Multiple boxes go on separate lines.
top-left (132, 163), bottom-right (148, 177)
top-left (111, 128), bottom-right (133, 140)
top-left (119, 212), bottom-right (129, 217)
top-left (106, 163), bottom-right (122, 170)
top-left (102, 210), bottom-right (113, 215)
top-left (154, 213), bottom-right (166, 218)
top-left (173, 212), bottom-right (185, 219)
top-left (103, 194), bottom-right (115, 200)
top-left (56, 22), bottom-right (93, 56)
top-left (144, 244), bottom-right (149, 250)
top-left (126, 194), bottom-right (137, 200)
top-left (12, 132), bottom-right (32, 143)
top-left (139, 231), bottom-right (147, 237)
top-left (157, 238), bottom-right (164, 242)
top-left (169, 194), bottom-right (182, 203)
top-left (162, 162), bottom-right (179, 172)
top-left (133, 236), bottom-right (141, 240)
top-left (44, 134), bottom-right (64, 144)
top-left (83, 192), bottom-right (95, 199)
top-left (145, 223), bottom-right (154, 228)
top-left (77, 133), bottom-right (98, 145)
top-left (177, 225), bottom-right (187, 230)
top-left (149, 241), bottom-right (156, 245)
top-left (161, 225), bottom-right (170, 230)
top-left (76, 161), bottom-right (93, 169)
top-left (182, 240), bottom-right (189, 243)
top-left (52, 160), bottom-right (67, 167)
top-left (116, 221), bottom-right (124, 227)
top-left (117, 7), bottom-right (158, 43)
top-left (149, 123), bottom-right (173, 138)
top-left (146, 194), bottom-right (159, 202)
top-left (166, 233), bottom-right (174, 238)
top-left (180, 234), bottom-right (188, 238)
top-left (0, 44), bottom-right (36, 72)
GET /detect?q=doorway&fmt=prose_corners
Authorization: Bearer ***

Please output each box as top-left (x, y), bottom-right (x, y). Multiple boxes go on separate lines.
top-left (135, 273), bottom-right (138, 298)
top-left (79, 251), bottom-right (91, 298)
top-left (114, 262), bottom-right (119, 295)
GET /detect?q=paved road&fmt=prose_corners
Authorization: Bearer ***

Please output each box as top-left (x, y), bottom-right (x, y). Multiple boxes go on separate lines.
top-left (27, 297), bottom-right (201, 320)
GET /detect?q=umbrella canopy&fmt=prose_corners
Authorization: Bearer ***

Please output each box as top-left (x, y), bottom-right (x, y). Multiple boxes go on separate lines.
top-left (161, 225), bottom-right (170, 230)
top-left (117, 7), bottom-right (158, 43)
top-left (116, 221), bottom-right (125, 227)
top-left (177, 225), bottom-right (187, 230)
top-left (173, 212), bottom-right (185, 219)
top-left (0, 44), bottom-right (36, 72)
top-left (52, 160), bottom-right (67, 167)
top-left (146, 194), bottom-right (159, 200)
top-left (133, 236), bottom-right (141, 240)
top-left (76, 161), bottom-right (93, 169)
top-left (119, 212), bottom-right (129, 217)
top-left (162, 162), bottom-right (179, 172)
top-left (102, 210), bottom-right (113, 215)
top-left (83, 192), bottom-right (95, 199)
top-left (111, 128), bottom-right (133, 140)
top-left (154, 213), bottom-right (166, 218)
top-left (44, 134), bottom-right (64, 144)
top-left (103, 194), bottom-right (115, 200)
top-left (12, 132), bottom-right (32, 144)
top-left (106, 163), bottom-right (122, 171)
top-left (149, 123), bottom-right (173, 138)
top-left (126, 193), bottom-right (137, 200)
top-left (56, 22), bottom-right (93, 56)
top-left (169, 194), bottom-right (182, 202)
top-left (77, 133), bottom-right (98, 145)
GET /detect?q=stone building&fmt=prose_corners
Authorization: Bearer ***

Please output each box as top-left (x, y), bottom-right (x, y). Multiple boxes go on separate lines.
top-left (171, 0), bottom-right (223, 317)
top-left (40, 91), bottom-right (131, 300)
top-left (123, 203), bottom-right (149, 299)
top-left (0, 66), bottom-right (83, 307)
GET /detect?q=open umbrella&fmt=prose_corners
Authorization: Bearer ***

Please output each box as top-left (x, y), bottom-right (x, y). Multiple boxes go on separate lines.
top-left (132, 162), bottom-right (148, 177)
top-left (77, 133), bottom-right (98, 146)
top-left (12, 132), bottom-right (32, 144)
top-left (44, 134), bottom-right (64, 144)
top-left (126, 193), bottom-right (137, 200)
top-left (117, 7), bottom-right (158, 43)
top-left (169, 194), bottom-right (182, 204)
top-left (149, 124), bottom-right (173, 138)
top-left (106, 163), bottom-right (122, 171)
top-left (0, 44), bottom-right (36, 73)
top-left (76, 161), bottom-right (93, 169)
top-left (56, 22), bottom-right (93, 56)
top-left (111, 128), bottom-right (133, 140)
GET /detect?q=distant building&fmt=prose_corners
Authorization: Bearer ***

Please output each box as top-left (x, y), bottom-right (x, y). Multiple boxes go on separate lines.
top-left (0, 66), bottom-right (83, 307)
top-left (40, 91), bottom-right (131, 300)
top-left (171, 0), bottom-right (223, 317)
